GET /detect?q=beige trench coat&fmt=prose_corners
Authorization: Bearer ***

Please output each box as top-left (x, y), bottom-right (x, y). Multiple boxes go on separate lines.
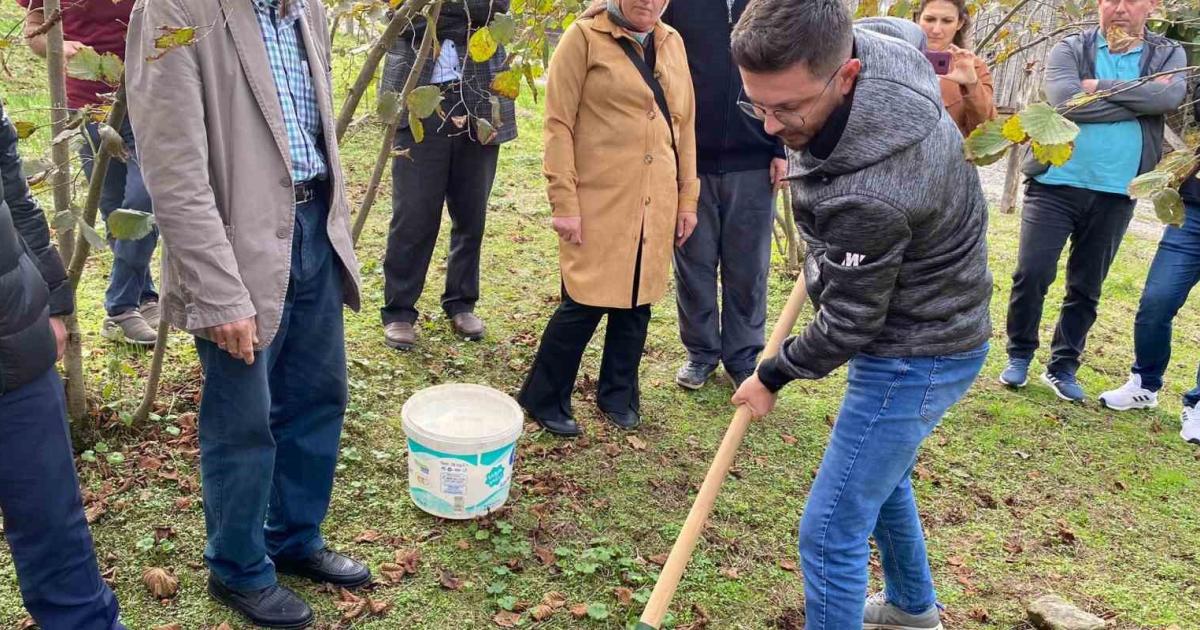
top-left (543, 12), bottom-right (700, 309)
top-left (126, 0), bottom-right (361, 348)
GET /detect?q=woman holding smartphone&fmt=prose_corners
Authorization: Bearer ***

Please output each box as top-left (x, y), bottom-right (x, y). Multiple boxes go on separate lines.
top-left (916, 0), bottom-right (997, 136)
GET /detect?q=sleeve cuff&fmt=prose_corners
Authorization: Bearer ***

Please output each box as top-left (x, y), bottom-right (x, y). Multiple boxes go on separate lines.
top-left (773, 143), bottom-right (787, 159)
top-left (757, 356), bottom-right (793, 393)
top-left (47, 286), bottom-right (75, 317)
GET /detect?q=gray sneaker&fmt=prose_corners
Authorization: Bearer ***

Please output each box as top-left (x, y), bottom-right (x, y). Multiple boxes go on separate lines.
top-left (102, 310), bottom-right (158, 346)
top-left (139, 300), bottom-right (161, 329)
top-left (864, 592), bottom-right (943, 630)
top-left (675, 361), bottom-right (717, 390)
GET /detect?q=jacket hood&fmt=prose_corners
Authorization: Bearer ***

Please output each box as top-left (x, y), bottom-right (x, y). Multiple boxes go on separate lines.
top-left (792, 25), bottom-right (944, 178)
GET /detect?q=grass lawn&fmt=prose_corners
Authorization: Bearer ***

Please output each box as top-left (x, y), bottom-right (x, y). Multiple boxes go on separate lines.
top-left (2, 8), bottom-right (1200, 629)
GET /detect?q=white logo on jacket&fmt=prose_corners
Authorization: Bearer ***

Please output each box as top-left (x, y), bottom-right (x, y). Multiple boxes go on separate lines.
top-left (842, 252), bottom-right (866, 267)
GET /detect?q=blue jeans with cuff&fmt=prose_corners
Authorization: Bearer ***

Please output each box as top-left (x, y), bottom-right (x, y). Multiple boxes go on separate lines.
top-left (799, 344), bottom-right (987, 628)
top-left (194, 191), bottom-right (346, 590)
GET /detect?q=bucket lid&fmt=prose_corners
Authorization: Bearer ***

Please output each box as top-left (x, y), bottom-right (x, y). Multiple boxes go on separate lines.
top-left (401, 384), bottom-right (523, 447)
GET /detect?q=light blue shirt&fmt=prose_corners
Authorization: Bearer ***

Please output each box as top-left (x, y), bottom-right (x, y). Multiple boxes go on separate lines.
top-left (1037, 34), bottom-right (1142, 195)
top-left (252, 0), bottom-right (328, 183)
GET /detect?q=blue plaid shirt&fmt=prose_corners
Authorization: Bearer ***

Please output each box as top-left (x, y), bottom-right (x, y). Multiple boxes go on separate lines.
top-left (252, 0), bottom-right (327, 182)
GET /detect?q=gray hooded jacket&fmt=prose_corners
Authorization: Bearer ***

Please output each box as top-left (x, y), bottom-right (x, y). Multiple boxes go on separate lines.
top-left (758, 23), bottom-right (993, 388)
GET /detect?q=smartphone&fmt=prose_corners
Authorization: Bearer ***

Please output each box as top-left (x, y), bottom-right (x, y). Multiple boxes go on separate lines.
top-left (924, 50), bottom-right (952, 75)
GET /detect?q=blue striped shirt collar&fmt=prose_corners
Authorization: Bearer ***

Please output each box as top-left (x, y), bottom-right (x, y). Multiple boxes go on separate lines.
top-left (252, 0), bottom-right (305, 25)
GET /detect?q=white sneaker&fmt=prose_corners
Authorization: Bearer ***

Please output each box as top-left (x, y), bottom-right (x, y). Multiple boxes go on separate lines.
top-left (1181, 405), bottom-right (1200, 445)
top-left (1099, 374), bottom-right (1158, 411)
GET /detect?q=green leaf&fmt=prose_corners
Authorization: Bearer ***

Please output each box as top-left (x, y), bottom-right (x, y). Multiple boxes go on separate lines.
top-left (79, 221), bottom-right (108, 251)
top-left (94, 441), bottom-right (111, 454)
top-left (378, 91), bottom-right (402, 123)
top-left (409, 111), bottom-right (425, 143)
top-left (486, 581), bottom-right (508, 595)
top-left (67, 47), bottom-right (124, 84)
top-left (497, 595), bottom-right (518, 611)
top-left (1017, 102), bottom-right (1078, 146)
top-left (106, 209), bottom-right (156, 241)
top-left (489, 13), bottom-right (517, 45)
top-left (1152, 188), bottom-right (1185, 226)
top-left (106, 452), bottom-right (125, 465)
top-left (12, 120), bottom-right (37, 140)
top-left (52, 210), bottom-right (78, 233)
top-left (81, 450), bottom-right (98, 463)
top-left (136, 536), bottom-right (156, 552)
top-left (1030, 141), bottom-right (1073, 167)
top-left (962, 117), bottom-right (1010, 166)
top-left (1128, 169), bottom-right (1173, 199)
top-left (586, 602), bottom-right (610, 620)
top-left (476, 118), bottom-right (497, 144)
top-left (407, 85), bottom-right (444, 119)
top-left (491, 69), bottom-right (521, 100)
top-left (150, 26), bottom-right (198, 60)
top-left (1154, 150), bottom-right (1200, 185)
top-left (468, 27), bottom-right (499, 63)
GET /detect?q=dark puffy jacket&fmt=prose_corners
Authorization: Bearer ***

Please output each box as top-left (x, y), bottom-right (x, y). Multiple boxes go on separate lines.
top-left (1183, 82), bottom-right (1199, 207)
top-left (0, 102), bottom-right (72, 395)
top-left (661, 0), bottom-right (784, 174)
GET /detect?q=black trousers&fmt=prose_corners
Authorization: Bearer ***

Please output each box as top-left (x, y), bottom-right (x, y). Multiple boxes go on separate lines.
top-left (1006, 181), bottom-right (1135, 374)
top-left (380, 126), bottom-right (500, 325)
top-left (518, 291), bottom-right (651, 424)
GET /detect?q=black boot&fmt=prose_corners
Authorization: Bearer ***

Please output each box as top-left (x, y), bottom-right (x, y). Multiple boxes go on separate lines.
top-left (602, 409), bottom-right (641, 430)
top-left (273, 547), bottom-right (371, 588)
top-left (208, 576), bottom-right (314, 629)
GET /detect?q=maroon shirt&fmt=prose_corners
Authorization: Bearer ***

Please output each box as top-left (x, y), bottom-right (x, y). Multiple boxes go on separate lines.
top-left (17, 0), bottom-right (133, 108)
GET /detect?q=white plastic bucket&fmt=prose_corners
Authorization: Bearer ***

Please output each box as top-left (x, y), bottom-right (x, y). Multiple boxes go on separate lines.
top-left (401, 384), bottom-right (524, 520)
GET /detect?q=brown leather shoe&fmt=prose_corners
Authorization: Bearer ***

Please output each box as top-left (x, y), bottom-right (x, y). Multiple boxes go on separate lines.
top-left (384, 322), bottom-right (416, 350)
top-left (450, 312), bottom-right (485, 341)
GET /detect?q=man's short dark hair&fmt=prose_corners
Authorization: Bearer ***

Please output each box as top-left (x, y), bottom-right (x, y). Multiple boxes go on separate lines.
top-left (731, 0), bottom-right (853, 76)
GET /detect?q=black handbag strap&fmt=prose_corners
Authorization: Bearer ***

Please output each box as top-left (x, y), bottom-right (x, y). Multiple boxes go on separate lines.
top-left (617, 37), bottom-right (679, 171)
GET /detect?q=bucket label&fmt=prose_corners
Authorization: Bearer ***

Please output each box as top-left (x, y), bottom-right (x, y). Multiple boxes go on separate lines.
top-left (439, 460), bottom-right (468, 496)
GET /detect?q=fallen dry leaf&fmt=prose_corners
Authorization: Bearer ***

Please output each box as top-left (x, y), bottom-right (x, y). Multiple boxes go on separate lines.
top-left (542, 591), bottom-right (567, 609)
top-left (719, 566), bottom-right (740, 579)
top-left (780, 433), bottom-right (798, 445)
top-left (569, 603), bottom-right (589, 618)
top-left (649, 553), bottom-right (669, 567)
top-left (614, 586), bottom-right (634, 606)
top-left (213, 624), bottom-right (234, 630)
top-left (354, 529), bottom-right (383, 544)
top-left (531, 604), bottom-right (555, 621)
top-left (627, 435), bottom-right (647, 450)
top-left (456, 539), bottom-right (471, 550)
top-left (173, 497), bottom-right (192, 510)
top-left (439, 569), bottom-right (464, 590)
top-left (394, 548), bottom-right (421, 574)
top-left (142, 567), bottom-right (179, 599)
top-left (778, 559), bottom-right (798, 572)
top-left (493, 610), bottom-right (521, 627)
top-left (603, 443), bottom-right (622, 457)
top-left (151, 624), bottom-right (181, 630)
top-left (947, 555), bottom-right (965, 567)
top-left (534, 546), bottom-right (556, 566)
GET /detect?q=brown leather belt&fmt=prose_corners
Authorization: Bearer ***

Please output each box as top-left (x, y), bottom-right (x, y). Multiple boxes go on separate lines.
top-left (294, 180), bottom-right (320, 204)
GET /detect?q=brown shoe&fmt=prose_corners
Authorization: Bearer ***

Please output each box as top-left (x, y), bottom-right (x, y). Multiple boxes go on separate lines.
top-left (450, 312), bottom-right (485, 341)
top-left (384, 322), bottom-right (416, 350)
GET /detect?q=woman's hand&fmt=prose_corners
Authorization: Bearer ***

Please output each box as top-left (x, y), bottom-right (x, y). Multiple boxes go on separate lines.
top-left (675, 212), bottom-right (697, 248)
top-left (943, 45), bottom-right (978, 87)
top-left (553, 216), bottom-right (583, 245)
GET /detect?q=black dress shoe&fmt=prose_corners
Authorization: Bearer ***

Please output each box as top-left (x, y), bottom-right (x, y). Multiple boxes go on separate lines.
top-left (208, 576), bottom-right (314, 629)
top-left (273, 547), bottom-right (371, 588)
top-left (602, 409), bottom-right (641, 430)
top-left (533, 415), bottom-right (582, 437)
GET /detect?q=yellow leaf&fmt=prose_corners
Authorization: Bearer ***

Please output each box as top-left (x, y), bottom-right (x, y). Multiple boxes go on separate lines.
top-left (409, 111), bottom-right (425, 144)
top-left (1031, 141), bottom-right (1073, 167)
top-left (1001, 115), bottom-right (1026, 143)
top-left (12, 120), bottom-right (37, 140)
top-left (149, 26), bottom-right (197, 61)
top-left (468, 27), bottom-right (498, 63)
top-left (491, 70), bottom-right (521, 100)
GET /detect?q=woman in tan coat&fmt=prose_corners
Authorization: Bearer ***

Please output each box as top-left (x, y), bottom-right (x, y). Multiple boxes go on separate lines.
top-left (518, 0), bottom-right (699, 437)
top-left (916, 0), bottom-right (998, 136)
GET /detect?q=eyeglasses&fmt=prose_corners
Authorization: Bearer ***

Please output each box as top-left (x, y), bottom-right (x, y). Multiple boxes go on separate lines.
top-left (737, 61), bottom-right (848, 128)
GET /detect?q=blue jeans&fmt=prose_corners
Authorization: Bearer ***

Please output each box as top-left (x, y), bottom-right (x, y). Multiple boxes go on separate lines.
top-left (80, 119), bottom-right (157, 316)
top-left (194, 191), bottom-right (346, 590)
top-left (1132, 203), bottom-right (1200, 408)
top-left (0, 369), bottom-right (124, 630)
top-left (799, 344), bottom-right (987, 628)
